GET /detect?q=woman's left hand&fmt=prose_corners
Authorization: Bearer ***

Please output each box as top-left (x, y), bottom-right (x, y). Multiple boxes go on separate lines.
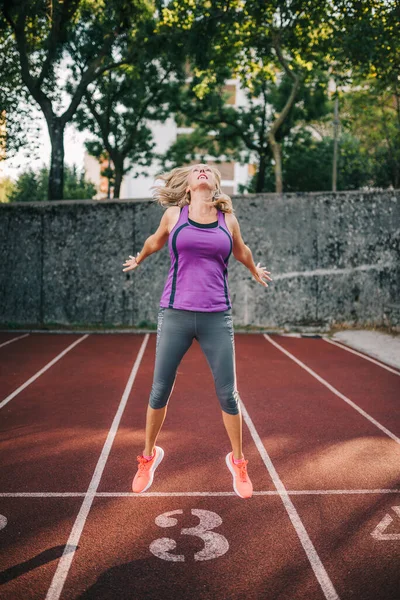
top-left (251, 262), bottom-right (272, 287)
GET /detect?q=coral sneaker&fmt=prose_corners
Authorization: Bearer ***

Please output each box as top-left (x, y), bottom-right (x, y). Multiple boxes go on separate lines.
top-left (132, 446), bottom-right (164, 493)
top-left (225, 452), bottom-right (253, 499)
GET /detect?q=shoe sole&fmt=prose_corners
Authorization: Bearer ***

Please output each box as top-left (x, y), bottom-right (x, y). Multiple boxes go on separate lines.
top-left (225, 452), bottom-right (252, 499)
top-left (132, 446), bottom-right (165, 493)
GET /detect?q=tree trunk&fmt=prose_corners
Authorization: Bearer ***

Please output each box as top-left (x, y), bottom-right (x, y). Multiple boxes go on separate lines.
top-left (47, 117), bottom-right (65, 201)
top-left (113, 160), bottom-right (124, 199)
top-left (268, 132), bottom-right (282, 194)
top-left (332, 96), bottom-right (339, 191)
top-left (255, 153), bottom-right (267, 193)
top-left (267, 37), bottom-right (301, 195)
top-left (107, 154), bottom-right (112, 199)
top-left (393, 159), bottom-right (399, 188)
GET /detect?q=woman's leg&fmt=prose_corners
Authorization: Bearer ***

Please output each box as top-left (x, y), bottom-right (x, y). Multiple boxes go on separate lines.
top-left (143, 404), bottom-right (169, 457)
top-left (142, 307), bottom-right (194, 456)
top-left (221, 409), bottom-right (243, 461)
top-left (197, 309), bottom-right (243, 459)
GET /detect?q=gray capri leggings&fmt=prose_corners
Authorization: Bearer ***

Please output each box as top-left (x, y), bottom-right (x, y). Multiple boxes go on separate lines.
top-left (149, 307), bottom-right (241, 415)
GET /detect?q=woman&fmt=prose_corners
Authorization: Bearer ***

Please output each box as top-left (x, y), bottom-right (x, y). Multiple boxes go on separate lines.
top-left (122, 164), bottom-right (272, 499)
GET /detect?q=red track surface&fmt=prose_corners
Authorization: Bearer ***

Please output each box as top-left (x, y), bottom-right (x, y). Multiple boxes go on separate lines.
top-left (1, 330), bottom-right (399, 599)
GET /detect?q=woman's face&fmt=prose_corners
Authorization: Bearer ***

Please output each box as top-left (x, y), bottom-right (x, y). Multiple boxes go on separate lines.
top-left (187, 164), bottom-right (216, 194)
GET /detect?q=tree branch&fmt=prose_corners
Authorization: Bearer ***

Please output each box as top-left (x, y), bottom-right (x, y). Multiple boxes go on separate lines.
top-left (37, 0), bottom-right (81, 88)
top-left (193, 109), bottom-right (260, 153)
top-left (2, 2), bottom-right (53, 119)
top-left (83, 87), bottom-right (116, 158)
top-left (269, 35), bottom-right (301, 135)
top-left (60, 32), bottom-right (117, 125)
top-left (271, 32), bottom-right (297, 82)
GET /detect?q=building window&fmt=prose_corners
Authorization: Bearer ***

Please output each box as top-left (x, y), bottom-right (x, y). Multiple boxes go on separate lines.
top-left (208, 161), bottom-right (235, 180)
top-left (248, 163), bottom-right (257, 177)
top-left (222, 84), bottom-right (236, 105)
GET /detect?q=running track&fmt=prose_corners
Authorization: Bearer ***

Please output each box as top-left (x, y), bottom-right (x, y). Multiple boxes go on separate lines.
top-left (0, 330), bottom-right (399, 600)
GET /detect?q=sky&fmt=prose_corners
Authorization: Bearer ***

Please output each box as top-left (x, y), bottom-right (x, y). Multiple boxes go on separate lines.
top-left (1, 117), bottom-right (87, 181)
top-left (1, 58), bottom-right (87, 182)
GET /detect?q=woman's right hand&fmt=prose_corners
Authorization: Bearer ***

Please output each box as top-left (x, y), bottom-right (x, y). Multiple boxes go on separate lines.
top-left (122, 253), bottom-right (141, 272)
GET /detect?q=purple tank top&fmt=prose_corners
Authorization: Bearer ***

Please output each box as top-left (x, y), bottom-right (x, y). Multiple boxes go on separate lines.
top-left (159, 204), bottom-right (233, 312)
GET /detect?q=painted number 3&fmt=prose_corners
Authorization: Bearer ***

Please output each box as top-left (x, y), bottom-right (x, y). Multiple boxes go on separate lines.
top-left (149, 509), bottom-right (229, 562)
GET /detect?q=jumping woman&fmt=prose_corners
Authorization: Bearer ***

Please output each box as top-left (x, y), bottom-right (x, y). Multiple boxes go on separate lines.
top-left (122, 163), bottom-right (272, 499)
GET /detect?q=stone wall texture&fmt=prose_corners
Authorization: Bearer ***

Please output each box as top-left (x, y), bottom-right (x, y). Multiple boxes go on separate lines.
top-left (0, 191), bottom-right (399, 330)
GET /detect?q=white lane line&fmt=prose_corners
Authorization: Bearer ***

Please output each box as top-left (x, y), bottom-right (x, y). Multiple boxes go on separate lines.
top-left (283, 489), bottom-right (400, 495)
top-left (2, 489), bottom-right (400, 498)
top-left (323, 337), bottom-right (400, 376)
top-left (0, 335), bottom-right (90, 409)
top-left (240, 400), bottom-right (340, 600)
top-left (0, 493), bottom-right (87, 497)
top-left (0, 333), bottom-right (30, 348)
top-left (264, 334), bottom-right (400, 446)
top-left (45, 334), bottom-right (149, 600)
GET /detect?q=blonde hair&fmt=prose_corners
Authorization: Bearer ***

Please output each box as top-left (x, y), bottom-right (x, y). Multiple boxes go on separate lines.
top-left (151, 164), bottom-right (235, 214)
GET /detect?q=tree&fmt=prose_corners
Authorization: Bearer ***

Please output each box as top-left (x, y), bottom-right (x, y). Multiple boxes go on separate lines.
top-left (0, 0), bottom-right (153, 200)
top-left (63, 163), bottom-right (97, 199)
top-left (163, 68), bottom-right (331, 192)
top-left (241, 127), bottom-right (373, 192)
top-left (340, 76), bottom-right (400, 187)
top-left (70, 31), bottom-right (185, 198)
top-left (8, 167), bottom-right (46, 202)
top-left (0, 174), bottom-right (16, 202)
top-left (0, 11), bottom-right (43, 160)
top-left (330, 0), bottom-right (399, 87)
top-left (158, 0), bottom-right (333, 192)
top-left (329, 0), bottom-right (400, 188)
top-left (8, 163), bottom-right (96, 202)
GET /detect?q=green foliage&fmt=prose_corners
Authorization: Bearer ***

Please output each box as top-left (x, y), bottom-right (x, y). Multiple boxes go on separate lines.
top-left (0, 0), bottom-right (158, 199)
top-left (340, 76), bottom-right (400, 187)
top-left (8, 168), bottom-right (48, 202)
top-left (336, 134), bottom-right (374, 190)
top-left (240, 128), bottom-right (373, 193)
top-left (71, 58), bottom-right (181, 187)
top-left (66, 8), bottom-right (187, 195)
top-left (372, 145), bottom-right (399, 188)
top-left (0, 175), bottom-right (16, 203)
top-left (162, 70), bottom-right (331, 179)
top-left (159, 0), bottom-right (398, 192)
top-left (0, 9), bottom-right (42, 159)
top-left (161, 84), bottom-right (248, 169)
top-left (64, 164), bottom-right (97, 199)
top-left (329, 1), bottom-right (399, 86)
top-left (8, 164), bottom-right (96, 202)
top-left (158, 1), bottom-right (336, 190)
top-left (2, 0), bottom-right (398, 195)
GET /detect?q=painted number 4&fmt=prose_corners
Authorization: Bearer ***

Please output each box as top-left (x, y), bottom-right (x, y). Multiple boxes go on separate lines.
top-left (149, 509), bottom-right (229, 562)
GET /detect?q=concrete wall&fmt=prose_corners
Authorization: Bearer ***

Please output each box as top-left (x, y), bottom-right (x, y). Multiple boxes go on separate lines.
top-left (0, 191), bottom-right (399, 330)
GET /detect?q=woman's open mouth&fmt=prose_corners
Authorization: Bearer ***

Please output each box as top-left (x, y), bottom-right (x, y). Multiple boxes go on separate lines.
top-left (198, 174), bottom-right (208, 180)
